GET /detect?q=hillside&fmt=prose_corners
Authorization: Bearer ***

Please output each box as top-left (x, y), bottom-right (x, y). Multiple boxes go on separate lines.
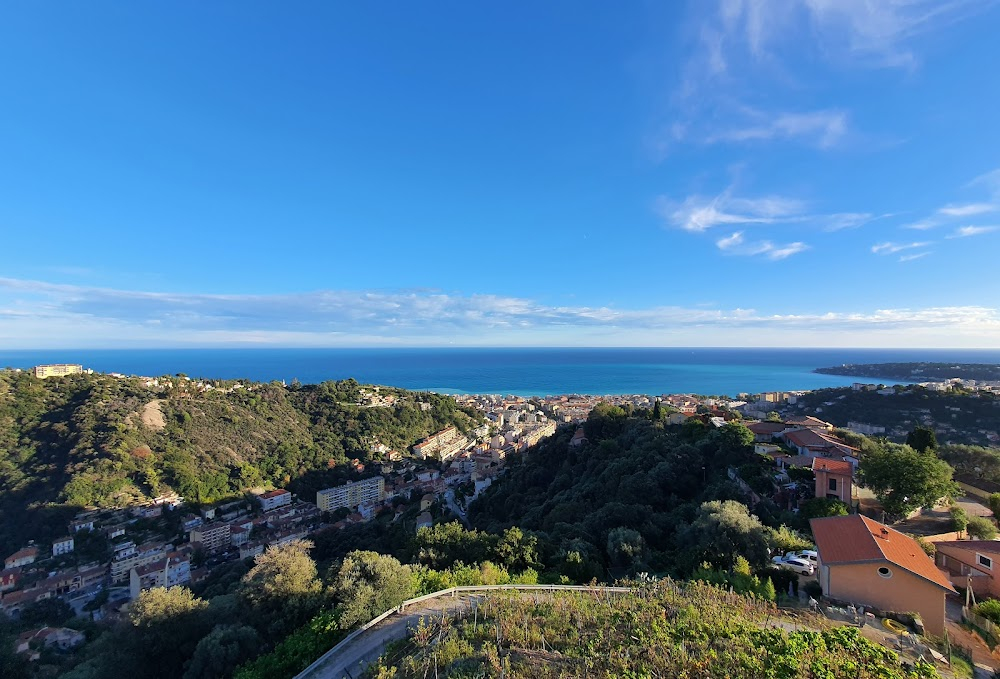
top-left (0, 370), bottom-right (481, 548)
top-left (366, 582), bottom-right (937, 678)
top-left (789, 386), bottom-right (1000, 447)
top-left (816, 362), bottom-right (1000, 382)
top-left (467, 405), bottom-right (808, 579)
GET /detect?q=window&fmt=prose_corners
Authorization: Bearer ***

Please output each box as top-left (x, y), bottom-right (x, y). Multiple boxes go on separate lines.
top-left (829, 478), bottom-right (838, 491)
top-left (978, 554), bottom-right (993, 570)
top-left (877, 566), bottom-right (892, 578)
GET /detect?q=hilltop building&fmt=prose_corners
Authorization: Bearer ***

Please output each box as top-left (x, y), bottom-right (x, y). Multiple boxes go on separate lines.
top-left (33, 364), bottom-right (83, 379)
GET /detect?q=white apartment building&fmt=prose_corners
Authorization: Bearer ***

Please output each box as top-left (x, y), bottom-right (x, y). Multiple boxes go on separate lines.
top-left (317, 477), bottom-right (385, 512)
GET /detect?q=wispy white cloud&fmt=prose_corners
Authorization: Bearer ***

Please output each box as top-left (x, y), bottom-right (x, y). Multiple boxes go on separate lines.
top-left (1, 277), bottom-right (998, 348)
top-left (701, 109), bottom-right (849, 149)
top-left (871, 241), bottom-right (931, 255)
top-left (947, 225), bottom-right (999, 239)
top-left (938, 203), bottom-right (997, 217)
top-left (903, 170), bottom-right (1000, 230)
top-left (899, 252), bottom-right (932, 262)
top-left (658, 0), bottom-right (990, 155)
top-left (657, 191), bottom-right (806, 232)
top-left (714, 231), bottom-right (808, 259)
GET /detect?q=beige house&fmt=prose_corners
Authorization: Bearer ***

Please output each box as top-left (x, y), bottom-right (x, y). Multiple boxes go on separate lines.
top-left (811, 515), bottom-right (955, 635)
top-left (934, 540), bottom-right (1000, 599)
top-left (812, 458), bottom-right (853, 503)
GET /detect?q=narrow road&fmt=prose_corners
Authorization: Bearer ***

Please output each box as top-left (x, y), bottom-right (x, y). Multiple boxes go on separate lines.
top-left (300, 593), bottom-right (482, 679)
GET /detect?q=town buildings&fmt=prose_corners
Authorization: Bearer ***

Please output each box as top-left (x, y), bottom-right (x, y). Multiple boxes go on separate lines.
top-left (190, 523), bottom-right (232, 554)
top-left (934, 541), bottom-right (1000, 600)
top-left (5, 547), bottom-right (39, 570)
top-left (52, 536), bottom-right (74, 557)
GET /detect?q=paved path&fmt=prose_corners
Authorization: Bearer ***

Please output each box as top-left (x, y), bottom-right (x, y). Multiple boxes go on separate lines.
top-left (301, 593), bottom-right (482, 679)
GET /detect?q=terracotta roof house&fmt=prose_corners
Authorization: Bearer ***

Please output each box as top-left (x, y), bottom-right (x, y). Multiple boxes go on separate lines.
top-left (812, 458), bottom-right (854, 503)
top-left (747, 421), bottom-right (787, 441)
top-left (781, 429), bottom-right (858, 459)
top-left (811, 515), bottom-right (955, 635)
top-left (934, 540), bottom-right (1000, 600)
top-left (784, 416), bottom-right (833, 430)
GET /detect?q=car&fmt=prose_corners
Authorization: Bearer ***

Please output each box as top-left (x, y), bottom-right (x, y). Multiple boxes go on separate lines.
top-left (772, 556), bottom-right (815, 576)
top-left (792, 550), bottom-right (818, 565)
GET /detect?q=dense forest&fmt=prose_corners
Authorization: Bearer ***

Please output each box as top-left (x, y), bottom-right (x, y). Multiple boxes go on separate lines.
top-left (469, 404), bottom-right (812, 580)
top-left (0, 370), bottom-right (481, 547)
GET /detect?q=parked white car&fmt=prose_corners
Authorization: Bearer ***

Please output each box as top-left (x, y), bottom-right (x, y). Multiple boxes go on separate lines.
top-left (793, 550), bottom-right (818, 565)
top-left (771, 555), bottom-right (815, 576)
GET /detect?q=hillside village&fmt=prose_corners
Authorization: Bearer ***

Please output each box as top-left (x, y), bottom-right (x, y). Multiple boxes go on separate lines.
top-left (4, 368), bottom-right (1000, 676)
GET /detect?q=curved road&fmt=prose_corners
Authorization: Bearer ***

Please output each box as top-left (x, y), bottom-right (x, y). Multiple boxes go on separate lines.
top-left (299, 592), bottom-right (482, 679)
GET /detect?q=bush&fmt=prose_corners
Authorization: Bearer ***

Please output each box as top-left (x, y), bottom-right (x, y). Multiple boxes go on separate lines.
top-left (915, 537), bottom-right (936, 557)
top-left (976, 599), bottom-right (1000, 625)
top-left (951, 506), bottom-right (969, 534)
top-left (968, 515), bottom-right (998, 540)
top-left (803, 580), bottom-right (823, 599)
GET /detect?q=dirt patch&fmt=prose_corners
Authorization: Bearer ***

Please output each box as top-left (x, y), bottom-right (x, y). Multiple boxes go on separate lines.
top-left (140, 400), bottom-right (166, 431)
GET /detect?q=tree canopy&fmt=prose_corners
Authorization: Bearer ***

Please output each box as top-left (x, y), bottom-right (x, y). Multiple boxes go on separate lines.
top-left (857, 442), bottom-right (956, 517)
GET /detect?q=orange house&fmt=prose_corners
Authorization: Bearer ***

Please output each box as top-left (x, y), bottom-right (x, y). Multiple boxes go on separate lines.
top-left (934, 540), bottom-right (1000, 599)
top-left (811, 515), bottom-right (956, 635)
top-left (812, 458), bottom-right (853, 503)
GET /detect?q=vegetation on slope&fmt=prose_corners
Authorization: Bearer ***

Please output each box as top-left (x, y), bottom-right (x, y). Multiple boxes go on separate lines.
top-left (0, 370), bottom-right (480, 547)
top-left (366, 581), bottom-right (937, 678)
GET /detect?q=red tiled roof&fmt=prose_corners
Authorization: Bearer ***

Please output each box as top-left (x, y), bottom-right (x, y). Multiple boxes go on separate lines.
top-left (748, 422), bottom-right (786, 434)
top-left (812, 458), bottom-right (853, 475)
top-left (933, 540), bottom-right (1000, 555)
top-left (811, 515), bottom-right (955, 592)
top-left (259, 489), bottom-right (289, 499)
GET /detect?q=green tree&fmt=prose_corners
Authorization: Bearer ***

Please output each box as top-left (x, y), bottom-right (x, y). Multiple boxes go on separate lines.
top-left (950, 505), bottom-right (969, 536)
top-left (492, 527), bottom-right (540, 572)
top-left (906, 426), bottom-right (939, 454)
top-left (989, 493), bottom-right (1000, 519)
top-left (127, 587), bottom-right (213, 678)
top-left (607, 527), bottom-right (646, 570)
top-left (857, 442), bottom-right (956, 517)
top-left (761, 577), bottom-right (777, 602)
top-left (968, 515), bottom-right (998, 540)
top-left (717, 422), bottom-right (755, 451)
top-left (184, 624), bottom-right (260, 679)
top-left (801, 497), bottom-right (849, 520)
top-left (333, 551), bottom-right (415, 629)
top-left (239, 540), bottom-right (323, 639)
top-left (652, 399), bottom-right (662, 421)
top-left (681, 500), bottom-right (770, 570)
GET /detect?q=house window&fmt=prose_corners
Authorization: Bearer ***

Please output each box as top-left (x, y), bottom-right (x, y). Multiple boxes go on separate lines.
top-left (877, 566), bottom-right (892, 579)
top-left (829, 478), bottom-right (838, 491)
top-left (978, 554), bottom-right (993, 570)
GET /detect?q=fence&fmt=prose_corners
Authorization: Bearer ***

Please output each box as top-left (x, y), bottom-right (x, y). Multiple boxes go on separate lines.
top-left (294, 584), bottom-right (634, 678)
top-left (963, 606), bottom-right (1000, 646)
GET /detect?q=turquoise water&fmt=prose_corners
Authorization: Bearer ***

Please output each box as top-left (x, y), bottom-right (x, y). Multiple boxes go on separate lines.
top-left (2, 347), bottom-right (998, 397)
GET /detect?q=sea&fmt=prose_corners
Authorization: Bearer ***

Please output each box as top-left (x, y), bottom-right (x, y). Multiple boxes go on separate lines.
top-left (2, 347), bottom-right (1000, 397)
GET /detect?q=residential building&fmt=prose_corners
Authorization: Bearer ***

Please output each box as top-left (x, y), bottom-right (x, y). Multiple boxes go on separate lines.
top-left (811, 515), bottom-right (955, 635)
top-left (934, 541), bottom-right (1000, 599)
top-left (257, 489), bottom-right (292, 512)
top-left (5, 547), bottom-right (38, 570)
top-left (780, 428), bottom-right (857, 459)
top-left (812, 458), bottom-right (853, 503)
top-left (413, 426), bottom-right (468, 461)
top-left (52, 537), bottom-right (74, 557)
top-left (190, 523), bottom-right (231, 554)
top-left (129, 552), bottom-right (191, 599)
top-left (317, 477), bottom-right (385, 512)
top-left (16, 627), bottom-right (85, 660)
top-left (33, 364), bottom-right (83, 379)
top-left (110, 541), bottom-right (172, 583)
top-left (420, 494), bottom-right (435, 511)
top-left (416, 512), bottom-right (433, 532)
top-left (0, 571), bottom-right (20, 593)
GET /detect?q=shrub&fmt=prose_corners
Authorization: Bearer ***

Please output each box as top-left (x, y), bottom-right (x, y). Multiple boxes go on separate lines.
top-left (977, 599), bottom-right (1000, 625)
top-left (803, 580), bottom-right (823, 599)
top-left (968, 515), bottom-right (998, 540)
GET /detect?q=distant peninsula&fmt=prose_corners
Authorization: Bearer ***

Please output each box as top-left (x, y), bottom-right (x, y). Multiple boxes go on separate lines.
top-left (815, 361), bottom-right (1000, 382)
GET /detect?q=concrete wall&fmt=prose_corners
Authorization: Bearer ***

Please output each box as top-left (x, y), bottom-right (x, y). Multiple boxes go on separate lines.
top-left (824, 561), bottom-right (948, 636)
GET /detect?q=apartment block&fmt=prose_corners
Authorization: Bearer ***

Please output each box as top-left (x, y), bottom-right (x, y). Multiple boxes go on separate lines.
top-left (317, 477), bottom-right (385, 512)
top-left (33, 364), bottom-right (83, 379)
top-left (190, 523), bottom-right (231, 554)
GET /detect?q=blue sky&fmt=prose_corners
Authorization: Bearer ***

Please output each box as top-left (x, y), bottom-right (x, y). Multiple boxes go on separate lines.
top-left (2, 1), bottom-right (999, 348)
